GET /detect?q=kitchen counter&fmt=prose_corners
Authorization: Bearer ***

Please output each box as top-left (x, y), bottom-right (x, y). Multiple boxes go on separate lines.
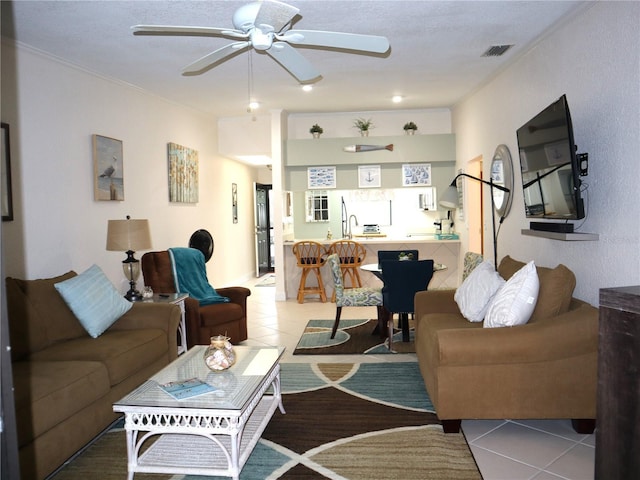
top-left (283, 235), bottom-right (459, 244)
top-left (282, 237), bottom-right (460, 300)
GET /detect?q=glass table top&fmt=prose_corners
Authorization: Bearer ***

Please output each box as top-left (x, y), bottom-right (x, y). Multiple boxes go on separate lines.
top-left (114, 345), bottom-right (285, 411)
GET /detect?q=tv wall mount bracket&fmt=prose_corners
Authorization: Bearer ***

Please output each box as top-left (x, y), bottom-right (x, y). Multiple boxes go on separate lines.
top-left (577, 153), bottom-right (589, 176)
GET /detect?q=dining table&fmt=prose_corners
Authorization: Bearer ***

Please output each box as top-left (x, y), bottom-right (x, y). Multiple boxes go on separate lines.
top-left (360, 262), bottom-right (447, 281)
top-left (360, 262), bottom-right (447, 342)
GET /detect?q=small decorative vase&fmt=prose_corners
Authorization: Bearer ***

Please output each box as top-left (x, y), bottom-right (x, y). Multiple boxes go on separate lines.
top-left (203, 335), bottom-right (236, 372)
top-left (312, 132), bottom-right (321, 139)
top-left (406, 129), bottom-right (416, 135)
top-left (360, 130), bottom-right (369, 137)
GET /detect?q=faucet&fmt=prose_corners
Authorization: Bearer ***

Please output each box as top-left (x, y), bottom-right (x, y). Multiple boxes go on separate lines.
top-left (346, 214), bottom-right (359, 239)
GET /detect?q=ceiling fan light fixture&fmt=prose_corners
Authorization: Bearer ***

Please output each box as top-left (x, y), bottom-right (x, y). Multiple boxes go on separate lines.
top-left (248, 101), bottom-right (260, 110)
top-left (250, 29), bottom-right (274, 50)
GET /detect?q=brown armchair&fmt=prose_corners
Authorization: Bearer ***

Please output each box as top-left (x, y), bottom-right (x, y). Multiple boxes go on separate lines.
top-left (141, 250), bottom-right (250, 347)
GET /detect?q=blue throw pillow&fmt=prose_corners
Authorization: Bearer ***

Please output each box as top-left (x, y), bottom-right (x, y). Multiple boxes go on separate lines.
top-left (54, 264), bottom-right (132, 338)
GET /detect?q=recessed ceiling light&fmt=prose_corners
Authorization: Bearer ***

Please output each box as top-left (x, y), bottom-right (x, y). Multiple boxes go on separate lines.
top-left (392, 95), bottom-right (403, 103)
top-left (302, 85), bottom-right (313, 92)
top-left (248, 101), bottom-right (260, 110)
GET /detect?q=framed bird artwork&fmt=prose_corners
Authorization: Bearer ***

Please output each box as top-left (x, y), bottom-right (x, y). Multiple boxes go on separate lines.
top-left (93, 134), bottom-right (124, 201)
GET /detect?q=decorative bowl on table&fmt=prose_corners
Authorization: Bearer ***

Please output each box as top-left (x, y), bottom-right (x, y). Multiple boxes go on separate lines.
top-left (203, 335), bottom-right (236, 372)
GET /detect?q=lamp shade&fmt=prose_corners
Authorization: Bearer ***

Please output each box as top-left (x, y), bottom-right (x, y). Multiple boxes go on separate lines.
top-left (106, 218), bottom-right (151, 252)
top-left (439, 184), bottom-right (460, 210)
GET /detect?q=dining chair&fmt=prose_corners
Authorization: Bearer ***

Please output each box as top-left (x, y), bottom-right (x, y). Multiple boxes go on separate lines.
top-left (327, 239), bottom-right (367, 302)
top-left (292, 240), bottom-right (328, 303)
top-left (380, 259), bottom-right (434, 348)
top-left (377, 250), bottom-right (419, 268)
top-left (326, 254), bottom-right (384, 339)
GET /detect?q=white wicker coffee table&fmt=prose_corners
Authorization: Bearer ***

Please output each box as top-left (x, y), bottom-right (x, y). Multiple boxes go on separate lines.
top-left (113, 345), bottom-right (285, 480)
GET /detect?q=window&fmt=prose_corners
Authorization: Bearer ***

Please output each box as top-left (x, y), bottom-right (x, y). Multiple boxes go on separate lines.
top-left (305, 190), bottom-right (329, 222)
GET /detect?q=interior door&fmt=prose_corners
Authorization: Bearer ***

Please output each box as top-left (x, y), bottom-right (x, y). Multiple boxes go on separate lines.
top-left (254, 183), bottom-right (272, 276)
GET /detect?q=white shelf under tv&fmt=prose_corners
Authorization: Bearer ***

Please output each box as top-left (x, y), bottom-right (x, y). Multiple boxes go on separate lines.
top-left (521, 229), bottom-right (599, 241)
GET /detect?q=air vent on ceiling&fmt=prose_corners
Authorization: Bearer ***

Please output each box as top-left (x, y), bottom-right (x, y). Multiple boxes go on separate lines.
top-left (481, 45), bottom-right (514, 57)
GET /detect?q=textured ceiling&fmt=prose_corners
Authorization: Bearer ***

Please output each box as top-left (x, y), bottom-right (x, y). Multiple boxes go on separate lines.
top-left (2, 1), bottom-right (587, 118)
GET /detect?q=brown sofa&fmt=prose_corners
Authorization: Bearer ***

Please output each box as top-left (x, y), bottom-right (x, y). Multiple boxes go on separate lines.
top-left (6, 271), bottom-right (181, 479)
top-left (414, 255), bottom-right (598, 434)
top-left (141, 250), bottom-right (250, 347)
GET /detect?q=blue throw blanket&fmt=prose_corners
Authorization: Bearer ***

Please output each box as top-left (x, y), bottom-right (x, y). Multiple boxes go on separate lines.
top-left (168, 247), bottom-right (229, 306)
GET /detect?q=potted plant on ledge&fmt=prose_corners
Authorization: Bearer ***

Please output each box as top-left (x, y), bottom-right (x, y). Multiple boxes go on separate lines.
top-left (353, 118), bottom-right (374, 137)
top-left (310, 124), bottom-right (323, 139)
top-left (403, 121), bottom-right (418, 135)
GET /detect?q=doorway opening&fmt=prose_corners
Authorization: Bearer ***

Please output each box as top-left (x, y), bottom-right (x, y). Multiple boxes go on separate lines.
top-left (467, 156), bottom-right (484, 257)
top-left (254, 183), bottom-right (274, 276)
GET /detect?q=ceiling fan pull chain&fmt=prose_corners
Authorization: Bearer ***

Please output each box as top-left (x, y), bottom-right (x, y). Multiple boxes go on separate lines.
top-left (247, 49), bottom-right (256, 117)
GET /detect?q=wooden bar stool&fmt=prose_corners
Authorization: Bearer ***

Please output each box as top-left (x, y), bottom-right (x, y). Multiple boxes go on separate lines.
top-left (292, 241), bottom-right (328, 303)
top-left (327, 240), bottom-right (366, 302)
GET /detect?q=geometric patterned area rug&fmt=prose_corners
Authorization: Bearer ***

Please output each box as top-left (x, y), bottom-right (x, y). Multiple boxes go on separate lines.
top-left (293, 319), bottom-right (416, 355)
top-left (50, 363), bottom-right (480, 480)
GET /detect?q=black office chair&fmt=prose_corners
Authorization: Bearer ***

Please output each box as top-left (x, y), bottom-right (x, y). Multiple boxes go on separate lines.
top-left (377, 250), bottom-right (419, 268)
top-left (380, 259), bottom-right (434, 349)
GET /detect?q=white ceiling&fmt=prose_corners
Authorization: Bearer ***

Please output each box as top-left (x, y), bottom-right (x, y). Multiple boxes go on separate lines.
top-left (2, 0), bottom-right (588, 118)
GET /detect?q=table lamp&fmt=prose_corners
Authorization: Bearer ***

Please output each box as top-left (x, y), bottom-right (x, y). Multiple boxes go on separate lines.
top-left (106, 216), bottom-right (152, 300)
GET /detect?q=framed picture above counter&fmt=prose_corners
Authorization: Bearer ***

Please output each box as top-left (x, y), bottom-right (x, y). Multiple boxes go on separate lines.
top-left (307, 166), bottom-right (336, 189)
top-left (358, 165), bottom-right (381, 188)
top-left (402, 163), bottom-right (431, 186)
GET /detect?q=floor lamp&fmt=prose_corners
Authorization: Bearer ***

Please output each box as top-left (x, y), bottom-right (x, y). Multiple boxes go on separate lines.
top-left (439, 173), bottom-right (511, 268)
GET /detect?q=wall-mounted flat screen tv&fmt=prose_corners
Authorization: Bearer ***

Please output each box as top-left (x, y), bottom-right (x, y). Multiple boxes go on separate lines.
top-left (516, 95), bottom-right (585, 230)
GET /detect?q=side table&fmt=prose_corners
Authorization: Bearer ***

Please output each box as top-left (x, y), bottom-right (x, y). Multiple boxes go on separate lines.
top-left (596, 285), bottom-right (640, 479)
top-left (141, 293), bottom-right (189, 355)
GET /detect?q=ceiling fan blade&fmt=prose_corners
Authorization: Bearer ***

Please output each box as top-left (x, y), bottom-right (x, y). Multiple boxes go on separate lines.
top-left (132, 25), bottom-right (247, 40)
top-left (281, 29), bottom-right (390, 54)
top-left (254, 0), bottom-right (299, 33)
top-left (266, 42), bottom-right (321, 83)
top-left (182, 42), bottom-right (250, 75)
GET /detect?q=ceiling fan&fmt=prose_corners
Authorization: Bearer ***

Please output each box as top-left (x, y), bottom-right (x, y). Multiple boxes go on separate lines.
top-left (132, 0), bottom-right (390, 83)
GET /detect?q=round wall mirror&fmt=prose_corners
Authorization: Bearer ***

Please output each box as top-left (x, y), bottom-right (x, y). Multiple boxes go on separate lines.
top-left (490, 144), bottom-right (514, 218)
top-left (189, 229), bottom-right (214, 262)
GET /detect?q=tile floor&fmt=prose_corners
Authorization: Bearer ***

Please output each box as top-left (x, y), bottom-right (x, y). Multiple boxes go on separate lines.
top-left (241, 277), bottom-right (595, 480)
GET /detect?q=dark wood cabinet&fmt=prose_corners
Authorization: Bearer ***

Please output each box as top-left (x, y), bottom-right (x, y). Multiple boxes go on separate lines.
top-left (596, 286), bottom-right (640, 480)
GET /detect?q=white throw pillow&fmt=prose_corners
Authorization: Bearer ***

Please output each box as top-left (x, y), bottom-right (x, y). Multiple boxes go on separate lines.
top-left (454, 261), bottom-right (506, 322)
top-left (55, 264), bottom-right (132, 338)
top-left (484, 260), bottom-right (539, 328)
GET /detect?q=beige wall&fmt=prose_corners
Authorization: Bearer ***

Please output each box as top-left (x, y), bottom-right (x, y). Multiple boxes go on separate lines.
top-left (452, 2), bottom-right (640, 305)
top-left (1, 40), bottom-right (258, 290)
